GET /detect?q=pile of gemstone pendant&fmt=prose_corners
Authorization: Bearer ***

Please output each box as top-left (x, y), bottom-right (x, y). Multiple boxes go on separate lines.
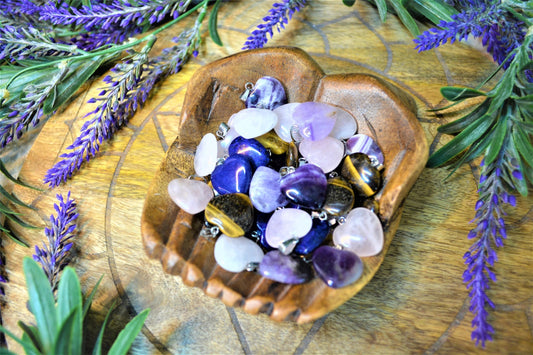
top-left (167, 76), bottom-right (386, 289)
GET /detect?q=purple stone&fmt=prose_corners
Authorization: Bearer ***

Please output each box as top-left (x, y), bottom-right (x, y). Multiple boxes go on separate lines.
top-left (228, 136), bottom-right (270, 169)
top-left (246, 76), bottom-right (287, 110)
top-left (293, 102), bottom-right (337, 141)
top-left (294, 219), bottom-right (330, 255)
top-left (258, 250), bottom-right (313, 284)
top-left (345, 134), bottom-right (384, 165)
top-left (280, 164), bottom-right (327, 209)
top-left (211, 155), bottom-right (254, 195)
top-left (249, 166), bottom-right (288, 213)
top-left (312, 246), bottom-right (363, 288)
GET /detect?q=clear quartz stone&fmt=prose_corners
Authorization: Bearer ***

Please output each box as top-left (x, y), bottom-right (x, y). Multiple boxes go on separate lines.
top-left (167, 178), bottom-right (214, 214)
top-left (329, 107), bottom-right (358, 140)
top-left (333, 207), bottom-right (384, 257)
top-left (265, 208), bottom-right (313, 248)
top-left (299, 136), bottom-right (345, 173)
top-left (214, 235), bottom-right (264, 273)
top-left (232, 108), bottom-right (279, 139)
top-left (273, 103), bottom-right (301, 142)
top-left (194, 133), bottom-right (219, 177)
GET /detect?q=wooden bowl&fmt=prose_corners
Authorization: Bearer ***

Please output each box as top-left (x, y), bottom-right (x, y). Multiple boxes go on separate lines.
top-left (141, 47), bottom-right (428, 323)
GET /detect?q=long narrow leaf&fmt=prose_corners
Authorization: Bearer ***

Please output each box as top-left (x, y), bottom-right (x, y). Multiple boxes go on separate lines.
top-left (53, 308), bottom-right (79, 355)
top-left (0, 223), bottom-right (30, 247)
top-left (83, 275), bottom-right (104, 318)
top-left (92, 300), bottom-right (117, 355)
top-left (512, 126), bottom-right (533, 167)
top-left (0, 159), bottom-right (38, 190)
top-left (23, 257), bottom-right (58, 353)
top-left (208, 0), bottom-right (223, 46)
top-left (374, 0), bottom-right (388, 22)
top-left (408, 0), bottom-right (456, 25)
top-left (508, 141), bottom-right (529, 196)
top-left (388, 0), bottom-right (420, 36)
top-left (0, 324), bottom-right (40, 354)
top-left (57, 267), bottom-right (83, 355)
top-left (440, 86), bottom-right (486, 101)
top-left (17, 322), bottom-right (43, 353)
top-left (107, 309), bottom-right (150, 355)
top-left (0, 183), bottom-right (35, 209)
top-left (484, 118), bottom-right (509, 165)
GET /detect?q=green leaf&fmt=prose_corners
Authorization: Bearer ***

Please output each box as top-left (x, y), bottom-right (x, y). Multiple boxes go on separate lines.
top-left (92, 300), bottom-right (117, 355)
top-left (512, 125), bottom-right (533, 167)
top-left (0, 184), bottom-right (36, 209)
top-left (342, 0), bottom-right (356, 6)
top-left (407, 0), bottom-right (456, 25)
top-left (427, 114), bottom-right (495, 168)
top-left (440, 86), bottom-right (486, 101)
top-left (107, 309), bottom-right (150, 355)
top-left (53, 308), bottom-right (79, 355)
top-left (374, 0), bottom-right (388, 22)
top-left (3, 207), bottom-right (40, 229)
top-left (23, 257), bottom-right (57, 353)
top-left (0, 348), bottom-right (19, 355)
top-left (508, 142), bottom-right (529, 196)
top-left (0, 324), bottom-right (40, 354)
top-left (57, 267), bottom-right (83, 355)
top-left (83, 275), bottom-right (104, 318)
top-left (208, 0), bottom-right (223, 46)
top-left (445, 133), bottom-right (492, 178)
top-left (0, 159), bottom-right (39, 190)
top-left (18, 322), bottom-right (43, 353)
top-left (388, 0), bottom-right (420, 36)
top-left (438, 99), bottom-right (490, 134)
top-left (484, 118), bottom-right (508, 165)
top-left (0, 223), bottom-right (30, 247)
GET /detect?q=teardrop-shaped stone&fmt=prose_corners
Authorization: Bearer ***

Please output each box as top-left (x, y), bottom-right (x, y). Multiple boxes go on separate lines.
top-left (280, 164), bottom-right (327, 209)
top-left (194, 133), bottom-right (219, 177)
top-left (232, 108), bottom-right (278, 139)
top-left (341, 153), bottom-right (382, 197)
top-left (256, 130), bottom-right (289, 155)
top-left (293, 102), bottom-right (337, 141)
top-left (205, 193), bottom-right (254, 237)
top-left (211, 155), bottom-right (254, 195)
top-left (167, 178), bottom-right (214, 215)
top-left (328, 107), bottom-right (358, 140)
top-left (214, 235), bottom-right (264, 273)
top-left (299, 136), bottom-right (344, 173)
top-left (246, 76), bottom-right (287, 110)
top-left (274, 103), bottom-right (300, 142)
top-left (333, 207), bottom-right (384, 257)
top-left (258, 250), bottom-right (313, 284)
top-left (265, 208), bottom-right (312, 248)
top-left (249, 166), bottom-right (288, 213)
top-left (322, 176), bottom-right (355, 216)
top-left (312, 246), bottom-right (363, 288)
top-left (345, 134), bottom-right (384, 165)
top-left (228, 136), bottom-right (270, 169)
top-left (294, 219), bottom-right (330, 255)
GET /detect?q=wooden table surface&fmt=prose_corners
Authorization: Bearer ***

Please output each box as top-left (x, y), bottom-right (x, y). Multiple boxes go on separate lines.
top-left (2, 1), bottom-right (532, 354)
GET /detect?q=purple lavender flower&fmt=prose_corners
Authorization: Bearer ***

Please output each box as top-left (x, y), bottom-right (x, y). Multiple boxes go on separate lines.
top-left (463, 153), bottom-right (518, 347)
top-left (414, 3), bottom-right (527, 68)
top-left (242, 0), bottom-right (307, 50)
top-left (33, 192), bottom-right (78, 291)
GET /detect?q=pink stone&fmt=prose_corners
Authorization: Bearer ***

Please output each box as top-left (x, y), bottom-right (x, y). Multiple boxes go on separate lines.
top-left (329, 107), bottom-right (358, 140)
top-left (231, 108), bottom-right (278, 139)
top-left (332, 207), bottom-right (384, 257)
top-left (265, 208), bottom-right (313, 248)
top-left (299, 136), bottom-right (345, 173)
top-left (167, 178), bottom-right (214, 214)
top-left (194, 133), bottom-right (219, 177)
top-left (274, 103), bottom-right (301, 142)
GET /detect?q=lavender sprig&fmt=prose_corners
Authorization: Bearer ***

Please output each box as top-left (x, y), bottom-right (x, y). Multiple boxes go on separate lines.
top-left (33, 192), bottom-right (78, 291)
top-left (242, 0), bottom-right (307, 50)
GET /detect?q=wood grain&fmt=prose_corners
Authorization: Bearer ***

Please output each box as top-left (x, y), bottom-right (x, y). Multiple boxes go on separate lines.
top-left (2, 1), bottom-right (532, 354)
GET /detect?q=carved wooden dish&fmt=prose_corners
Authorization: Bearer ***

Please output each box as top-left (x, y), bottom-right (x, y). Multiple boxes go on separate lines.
top-left (141, 47), bottom-right (428, 323)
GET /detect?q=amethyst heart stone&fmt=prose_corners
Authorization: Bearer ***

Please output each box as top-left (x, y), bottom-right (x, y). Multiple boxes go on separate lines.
top-left (258, 250), bottom-right (313, 284)
top-left (280, 164), bottom-right (327, 209)
top-left (312, 246), bottom-right (363, 288)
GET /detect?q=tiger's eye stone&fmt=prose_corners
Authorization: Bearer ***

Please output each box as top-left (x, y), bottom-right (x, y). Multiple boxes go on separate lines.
top-left (322, 176), bottom-right (355, 216)
top-left (280, 164), bottom-right (327, 209)
top-left (228, 136), bottom-right (270, 169)
top-left (285, 141), bottom-right (299, 168)
top-left (205, 193), bottom-right (254, 237)
top-left (246, 76), bottom-right (287, 110)
top-left (341, 153), bottom-right (382, 197)
top-left (258, 250), bottom-right (313, 284)
top-left (256, 130), bottom-right (289, 155)
top-left (211, 154), bottom-right (254, 195)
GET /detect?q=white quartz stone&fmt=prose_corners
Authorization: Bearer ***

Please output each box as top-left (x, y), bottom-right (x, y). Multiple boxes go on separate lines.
top-left (231, 108), bottom-right (279, 139)
top-left (329, 107), bottom-right (358, 140)
top-left (299, 136), bottom-right (345, 173)
top-left (167, 178), bottom-right (214, 214)
top-left (214, 235), bottom-right (264, 273)
top-left (265, 208), bottom-right (313, 248)
top-left (194, 133), bottom-right (219, 177)
top-left (273, 103), bottom-right (301, 142)
top-left (218, 127), bottom-right (240, 156)
top-left (333, 207), bottom-right (384, 257)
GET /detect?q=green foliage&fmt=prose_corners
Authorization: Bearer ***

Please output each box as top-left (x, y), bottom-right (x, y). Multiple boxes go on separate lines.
top-left (0, 258), bottom-right (149, 354)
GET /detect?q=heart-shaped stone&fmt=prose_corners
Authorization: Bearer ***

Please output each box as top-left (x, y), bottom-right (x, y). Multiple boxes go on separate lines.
top-left (333, 207), bottom-right (384, 257)
top-left (231, 108), bottom-right (279, 139)
top-left (211, 154), bottom-right (254, 195)
top-left (341, 153), bottom-right (382, 197)
top-left (299, 136), bottom-right (344, 173)
top-left (280, 164), bottom-right (327, 209)
top-left (245, 76), bottom-right (287, 110)
top-left (345, 134), bottom-right (384, 165)
top-left (214, 235), bottom-right (264, 273)
top-left (205, 193), bottom-right (254, 238)
top-left (167, 178), bottom-right (214, 215)
top-left (293, 102), bottom-right (337, 141)
top-left (312, 246), bottom-right (363, 288)
top-left (258, 250), bottom-right (313, 284)
top-left (194, 133), bottom-right (220, 177)
top-left (265, 208), bottom-right (312, 248)
top-left (294, 218), bottom-right (330, 255)
top-left (249, 166), bottom-right (288, 213)
top-left (228, 136), bottom-right (270, 169)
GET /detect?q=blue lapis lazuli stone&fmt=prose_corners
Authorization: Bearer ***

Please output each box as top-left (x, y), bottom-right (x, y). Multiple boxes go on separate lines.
top-left (255, 211), bottom-right (275, 251)
top-left (228, 136), bottom-right (270, 169)
top-left (294, 218), bottom-right (330, 255)
top-left (211, 155), bottom-right (254, 195)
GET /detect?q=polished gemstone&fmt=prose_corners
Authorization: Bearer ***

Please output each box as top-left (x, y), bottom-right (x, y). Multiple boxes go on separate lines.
top-left (205, 193), bottom-right (254, 237)
top-left (345, 134), bottom-right (384, 165)
top-left (249, 166), bottom-right (288, 213)
top-left (285, 141), bottom-right (299, 168)
top-left (194, 133), bottom-right (219, 177)
top-left (328, 107), bottom-right (358, 140)
top-left (299, 136), bottom-right (344, 173)
top-left (312, 246), bottom-right (363, 288)
top-left (255, 211), bottom-right (275, 251)
top-left (258, 250), bottom-right (313, 284)
top-left (231, 108), bottom-right (279, 139)
top-left (246, 76), bottom-right (287, 110)
top-left (211, 154), bottom-right (254, 195)
top-left (322, 176), bottom-right (355, 216)
top-left (218, 127), bottom-right (240, 154)
top-left (273, 103), bottom-right (300, 142)
top-left (341, 153), bottom-right (382, 197)
top-left (294, 219), bottom-right (330, 255)
top-left (256, 130), bottom-right (289, 155)
top-left (228, 136), bottom-right (270, 169)
top-left (167, 178), bottom-right (214, 215)
top-left (280, 164), bottom-right (327, 209)
top-left (214, 235), bottom-right (264, 273)
top-left (265, 208), bottom-right (312, 248)
top-left (293, 102), bottom-right (336, 141)
top-left (333, 207), bottom-right (384, 257)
